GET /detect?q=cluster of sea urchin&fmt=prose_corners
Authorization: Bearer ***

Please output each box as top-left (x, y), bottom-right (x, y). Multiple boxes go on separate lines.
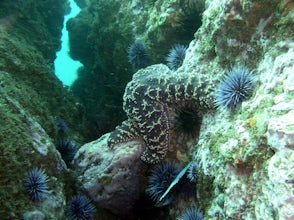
top-left (55, 119), bottom-right (78, 167)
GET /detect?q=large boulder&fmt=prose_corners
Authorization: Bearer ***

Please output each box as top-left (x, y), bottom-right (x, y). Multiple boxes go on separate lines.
top-left (73, 134), bottom-right (145, 216)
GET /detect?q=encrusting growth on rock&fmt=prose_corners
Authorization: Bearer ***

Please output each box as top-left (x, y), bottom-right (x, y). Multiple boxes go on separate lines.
top-left (108, 64), bottom-right (215, 164)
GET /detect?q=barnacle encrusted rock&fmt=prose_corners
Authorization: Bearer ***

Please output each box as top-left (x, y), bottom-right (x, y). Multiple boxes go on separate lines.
top-left (108, 64), bottom-right (215, 164)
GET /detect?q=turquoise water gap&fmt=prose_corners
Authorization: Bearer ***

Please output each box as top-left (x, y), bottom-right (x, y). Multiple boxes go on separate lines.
top-left (54, 0), bottom-right (82, 86)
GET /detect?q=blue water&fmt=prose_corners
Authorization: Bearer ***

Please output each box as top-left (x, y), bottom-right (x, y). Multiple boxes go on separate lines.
top-left (54, 0), bottom-right (82, 86)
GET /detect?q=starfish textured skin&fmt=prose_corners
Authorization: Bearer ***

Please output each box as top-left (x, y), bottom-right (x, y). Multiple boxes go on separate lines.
top-left (108, 64), bottom-right (214, 164)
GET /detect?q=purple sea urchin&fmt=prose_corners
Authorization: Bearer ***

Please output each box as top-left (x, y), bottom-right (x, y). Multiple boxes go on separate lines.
top-left (177, 208), bottom-right (204, 220)
top-left (146, 162), bottom-right (181, 207)
top-left (66, 195), bottom-right (95, 220)
top-left (56, 118), bottom-right (67, 136)
top-left (24, 168), bottom-right (48, 202)
top-left (187, 162), bottom-right (198, 183)
top-left (174, 107), bottom-right (201, 138)
top-left (166, 44), bottom-right (187, 70)
top-left (57, 140), bottom-right (78, 166)
top-left (214, 66), bottom-right (256, 110)
top-left (127, 40), bottom-right (148, 69)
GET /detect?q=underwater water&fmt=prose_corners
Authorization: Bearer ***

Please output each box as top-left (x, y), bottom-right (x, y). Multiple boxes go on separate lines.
top-left (54, 0), bottom-right (82, 86)
top-left (0, 0), bottom-right (294, 219)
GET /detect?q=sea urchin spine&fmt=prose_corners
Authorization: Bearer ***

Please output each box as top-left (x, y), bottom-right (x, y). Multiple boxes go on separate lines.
top-left (177, 208), bottom-right (204, 220)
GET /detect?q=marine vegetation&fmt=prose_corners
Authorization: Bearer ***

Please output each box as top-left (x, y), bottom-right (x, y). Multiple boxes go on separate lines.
top-left (214, 66), bottom-right (256, 110)
top-left (177, 208), bottom-right (204, 220)
top-left (24, 168), bottom-right (48, 202)
top-left (146, 162), bottom-right (181, 207)
top-left (66, 195), bottom-right (96, 220)
top-left (127, 40), bottom-right (148, 69)
top-left (166, 44), bottom-right (187, 70)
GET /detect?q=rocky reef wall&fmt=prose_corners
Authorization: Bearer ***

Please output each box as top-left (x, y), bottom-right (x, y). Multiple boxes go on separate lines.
top-left (0, 0), bottom-right (86, 219)
top-left (68, 0), bottom-right (204, 141)
top-left (72, 0), bottom-right (294, 219)
top-left (0, 0), bottom-right (293, 219)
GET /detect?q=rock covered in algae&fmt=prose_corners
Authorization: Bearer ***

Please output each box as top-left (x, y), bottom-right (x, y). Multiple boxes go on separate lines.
top-left (0, 0), bottom-right (86, 218)
top-left (160, 0), bottom-right (294, 219)
top-left (191, 31), bottom-right (294, 220)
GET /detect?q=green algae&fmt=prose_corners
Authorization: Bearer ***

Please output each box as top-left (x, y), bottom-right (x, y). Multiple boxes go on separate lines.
top-left (0, 1), bottom-right (87, 218)
top-left (0, 95), bottom-right (36, 218)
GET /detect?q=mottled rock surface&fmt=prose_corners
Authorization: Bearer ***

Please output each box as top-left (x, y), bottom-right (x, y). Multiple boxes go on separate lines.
top-left (183, 0), bottom-right (294, 219)
top-left (73, 134), bottom-right (145, 216)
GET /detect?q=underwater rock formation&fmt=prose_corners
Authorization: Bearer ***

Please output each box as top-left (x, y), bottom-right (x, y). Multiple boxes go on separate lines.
top-left (184, 0), bottom-right (294, 219)
top-left (0, 0), bottom-right (86, 219)
top-left (1, 0), bottom-right (294, 219)
top-left (67, 0), bottom-right (204, 141)
top-left (195, 42), bottom-right (294, 220)
top-left (73, 134), bottom-right (144, 216)
top-left (79, 0), bottom-right (293, 218)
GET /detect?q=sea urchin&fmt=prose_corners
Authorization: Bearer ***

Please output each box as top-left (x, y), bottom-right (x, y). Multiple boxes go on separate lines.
top-left (214, 66), bottom-right (256, 110)
top-left (24, 168), bottom-right (48, 202)
top-left (187, 162), bottom-right (198, 183)
top-left (127, 40), bottom-right (148, 69)
top-left (146, 162), bottom-right (181, 207)
top-left (174, 106), bottom-right (201, 138)
top-left (177, 208), bottom-right (204, 220)
top-left (166, 44), bottom-right (187, 70)
top-left (57, 140), bottom-right (78, 166)
top-left (66, 195), bottom-right (95, 220)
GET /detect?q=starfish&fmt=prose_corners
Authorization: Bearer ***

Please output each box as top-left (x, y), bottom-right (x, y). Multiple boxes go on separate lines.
top-left (108, 64), bottom-right (214, 164)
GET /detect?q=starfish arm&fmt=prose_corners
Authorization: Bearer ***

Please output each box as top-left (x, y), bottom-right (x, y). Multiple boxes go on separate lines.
top-left (140, 101), bottom-right (170, 164)
top-left (107, 120), bottom-right (142, 149)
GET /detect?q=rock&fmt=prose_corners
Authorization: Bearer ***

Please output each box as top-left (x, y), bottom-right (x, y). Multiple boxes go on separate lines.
top-left (22, 211), bottom-right (45, 220)
top-left (267, 110), bottom-right (294, 151)
top-left (266, 149), bottom-right (294, 219)
top-left (181, 0), bottom-right (294, 219)
top-left (0, 1), bottom-right (84, 219)
top-left (67, 0), bottom-right (205, 140)
top-left (73, 134), bottom-right (145, 216)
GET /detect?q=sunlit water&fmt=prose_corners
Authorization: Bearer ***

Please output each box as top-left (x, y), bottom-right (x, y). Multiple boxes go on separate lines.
top-left (54, 0), bottom-right (82, 86)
